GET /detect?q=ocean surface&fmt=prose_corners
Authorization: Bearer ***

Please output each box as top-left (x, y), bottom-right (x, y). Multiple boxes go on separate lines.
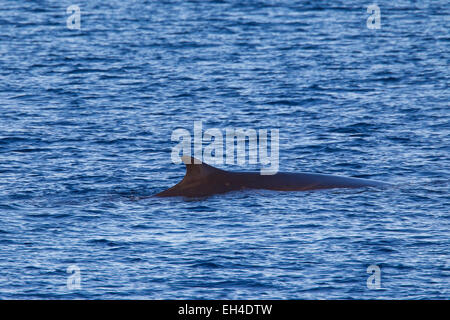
top-left (0, 0), bottom-right (448, 299)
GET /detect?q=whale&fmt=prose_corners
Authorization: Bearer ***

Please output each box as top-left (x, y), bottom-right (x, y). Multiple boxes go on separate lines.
top-left (155, 156), bottom-right (390, 198)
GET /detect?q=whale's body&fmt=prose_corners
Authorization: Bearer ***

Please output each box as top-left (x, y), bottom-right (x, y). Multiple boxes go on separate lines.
top-left (155, 156), bottom-right (389, 198)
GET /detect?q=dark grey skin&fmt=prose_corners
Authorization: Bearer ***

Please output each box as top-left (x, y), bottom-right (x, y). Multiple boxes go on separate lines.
top-left (155, 156), bottom-right (390, 198)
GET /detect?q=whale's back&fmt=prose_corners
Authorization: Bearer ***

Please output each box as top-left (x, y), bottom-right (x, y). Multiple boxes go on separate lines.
top-left (155, 157), bottom-right (389, 198)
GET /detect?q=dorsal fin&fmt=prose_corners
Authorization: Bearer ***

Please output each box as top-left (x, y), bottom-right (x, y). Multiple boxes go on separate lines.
top-left (181, 156), bottom-right (224, 181)
top-left (154, 156), bottom-right (225, 197)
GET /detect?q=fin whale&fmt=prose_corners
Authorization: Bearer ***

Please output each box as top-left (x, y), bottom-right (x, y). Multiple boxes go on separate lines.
top-left (155, 156), bottom-right (390, 198)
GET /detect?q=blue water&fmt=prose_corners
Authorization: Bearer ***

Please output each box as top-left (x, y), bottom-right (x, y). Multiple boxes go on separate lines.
top-left (0, 0), bottom-right (448, 299)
